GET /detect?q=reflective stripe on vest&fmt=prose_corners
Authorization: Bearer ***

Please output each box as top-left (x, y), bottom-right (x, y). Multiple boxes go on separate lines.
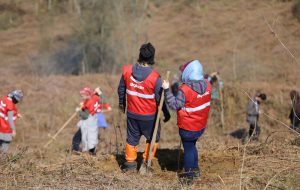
top-left (126, 89), bottom-right (155, 99)
top-left (182, 102), bottom-right (210, 112)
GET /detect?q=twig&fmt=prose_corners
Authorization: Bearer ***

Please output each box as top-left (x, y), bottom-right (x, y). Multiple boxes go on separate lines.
top-left (263, 167), bottom-right (290, 190)
top-left (239, 119), bottom-right (257, 190)
top-left (263, 16), bottom-right (299, 66)
top-left (218, 175), bottom-right (226, 186)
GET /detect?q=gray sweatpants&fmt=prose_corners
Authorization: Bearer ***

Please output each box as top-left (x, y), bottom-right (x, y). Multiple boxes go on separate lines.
top-left (0, 140), bottom-right (10, 153)
top-left (0, 133), bottom-right (13, 153)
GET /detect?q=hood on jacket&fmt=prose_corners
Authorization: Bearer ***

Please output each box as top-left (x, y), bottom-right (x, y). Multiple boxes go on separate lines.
top-left (181, 60), bottom-right (204, 82)
top-left (132, 63), bottom-right (152, 81)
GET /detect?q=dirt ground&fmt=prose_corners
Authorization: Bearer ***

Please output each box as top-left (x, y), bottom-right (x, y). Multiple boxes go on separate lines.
top-left (0, 0), bottom-right (300, 189)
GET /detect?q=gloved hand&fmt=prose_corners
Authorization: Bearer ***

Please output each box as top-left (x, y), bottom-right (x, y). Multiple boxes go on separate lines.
top-left (75, 107), bottom-right (81, 112)
top-left (162, 101), bottom-right (171, 122)
top-left (95, 87), bottom-right (102, 95)
top-left (162, 80), bottom-right (170, 90)
top-left (163, 110), bottom-right (171, 122)
top-left (119, 104), bottom-right (125, 113)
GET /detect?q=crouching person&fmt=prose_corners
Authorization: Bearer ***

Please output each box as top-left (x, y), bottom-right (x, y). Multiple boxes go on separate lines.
top-left (76, 87), bottom-right (99, 155)
top-left (118, 42), bottom-right (170, 172)
top-left (162, 60), bottom-right (211, 183)
top-left (0, 90), bottom-right (23, 153)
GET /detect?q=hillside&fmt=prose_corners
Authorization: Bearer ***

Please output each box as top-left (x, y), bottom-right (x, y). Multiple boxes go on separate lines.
top-left (0, 0), bottom-right (300, 189)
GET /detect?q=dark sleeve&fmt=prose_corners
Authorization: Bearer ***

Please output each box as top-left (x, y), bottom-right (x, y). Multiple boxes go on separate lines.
top-left (118, 76), bottom-right (126, 107)
top-left (164, 88), bottom-right (186, 110)
top-left (79, 109), bottom-right (89, 120)
top-left (289, 108), bottom-right (294, 121)
top-left (154, 77), bottom-right (163, 105)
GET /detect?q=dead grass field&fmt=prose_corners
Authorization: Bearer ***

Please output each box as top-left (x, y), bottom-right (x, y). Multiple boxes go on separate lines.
top-left (0, 0), bottom-right (300, 189)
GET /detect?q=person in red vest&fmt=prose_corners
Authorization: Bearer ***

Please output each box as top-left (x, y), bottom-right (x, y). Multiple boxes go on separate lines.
top-left (75, 87), bottom-right (101, 155)
top-left (72, 87), bottom-right (111, 154)
top-left (0, 90), bottom-right (23, 153)
top-left (162, 60), bottom-right (211, 183)
top-left (118, 42), bottom-right (170, 171)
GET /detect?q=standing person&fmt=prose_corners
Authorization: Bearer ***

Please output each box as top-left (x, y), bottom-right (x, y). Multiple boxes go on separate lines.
top-left (162, 60), bottom-right (211, 183)
top-left (118, 42), bottom-right (170, 171)
top-left (289, 90), bottom-right (300, 130)
top-left (75, 87), bottom-right (100, 155)
top-left (0, 90), bottom-right (23, 153)
top-left (72, 87), bottom-right (111, 154)
top-left (208, 72), bottom-right (223, 103)
top-left (245, 93), bottom-right (267, 142)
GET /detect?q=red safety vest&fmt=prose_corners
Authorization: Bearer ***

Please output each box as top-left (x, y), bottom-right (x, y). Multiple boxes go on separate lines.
top-left (177, 81), bottom-right (211, 131)
top-left (0, 96), bottom-right (18, 133)
top-left (122, 64), bottom-right (159, 115)
top-left (82, 94), bottom-right (101, 116)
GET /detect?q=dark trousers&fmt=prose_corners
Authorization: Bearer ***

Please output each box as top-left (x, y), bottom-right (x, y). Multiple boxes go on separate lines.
top-left (72, 128), bottom-right (81, 151)
top-left (249, 123), bottom-right (261, 138)
top-left (127, 117), bottom-right (160, 146)
top-left (179, 128), bottom-right (205, 175)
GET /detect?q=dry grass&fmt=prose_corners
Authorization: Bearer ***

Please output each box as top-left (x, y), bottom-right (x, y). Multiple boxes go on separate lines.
top-left (0, 0), bottom-right (300, 189)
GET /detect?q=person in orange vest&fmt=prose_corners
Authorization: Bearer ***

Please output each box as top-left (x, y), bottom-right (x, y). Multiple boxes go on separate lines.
top-left (0, 90), bottom-right (23, 153)
top-left (162, 60), bottom-right (211, 183)
top-left (118, 42), bottom-right (170, 171)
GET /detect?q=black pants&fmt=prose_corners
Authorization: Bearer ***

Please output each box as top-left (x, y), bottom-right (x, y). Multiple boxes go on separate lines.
top-left (127, 117), bottom-right (160, 146)
top-left (249, 123), bottom-right (260, 138)
top-left (72, 129), bottom-right (81, 151)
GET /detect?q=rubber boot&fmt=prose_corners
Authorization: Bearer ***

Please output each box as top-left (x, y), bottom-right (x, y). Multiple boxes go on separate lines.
top-left (123, 144), bottom-right (138, 172)
top-left (142, 143), bottom-right (158, 161)
top-left (139, 143), bottom-right (158, 175)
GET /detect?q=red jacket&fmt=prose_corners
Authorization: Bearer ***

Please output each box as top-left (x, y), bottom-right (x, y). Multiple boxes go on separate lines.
top-left (82, 94), bottom-right (101, 116)
top-left (177, 82), bottom-right (211, 131)
top-left (0, 96), bottom-right (18, 133)
top-left (122, 64), bottom-right (159, 115)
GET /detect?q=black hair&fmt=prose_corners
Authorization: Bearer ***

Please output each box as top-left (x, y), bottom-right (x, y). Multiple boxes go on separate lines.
top-left (210, 76), bottom-right (218, 85)
top-left (258, 93), bottom-right (267, 101)
top-left (138, 43), bottom-right (155, 65)
top-left (12, 96), bottom-right (19, 104)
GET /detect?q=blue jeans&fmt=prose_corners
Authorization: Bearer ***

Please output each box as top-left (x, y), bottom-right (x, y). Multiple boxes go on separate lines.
top-left (179, 128), bottom-right (205, 175)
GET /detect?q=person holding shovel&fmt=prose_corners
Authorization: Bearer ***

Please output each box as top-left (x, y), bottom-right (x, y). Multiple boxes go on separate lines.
top-left (118, 42), bottom-right (170, 171)
top-left (0, 90), bottom-right (23, 153)
top-left (162, 60), bottom-right (211, 183)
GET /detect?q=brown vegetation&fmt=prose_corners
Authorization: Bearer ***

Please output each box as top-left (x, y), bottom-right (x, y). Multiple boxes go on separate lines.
top-left (0, 0), bottom-right (300, 189)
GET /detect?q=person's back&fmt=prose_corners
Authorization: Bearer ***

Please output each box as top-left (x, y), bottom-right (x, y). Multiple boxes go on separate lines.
top-left (117, 42), bottom-right (170, 172)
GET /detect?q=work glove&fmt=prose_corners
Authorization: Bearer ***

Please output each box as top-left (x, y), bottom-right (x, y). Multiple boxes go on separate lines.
top-left (119, 104), bottom-right (125, 113)
top-left (75, 107), bottom-right (81, 112)
top-left (162, 80), bottom-right (170, 90)
top-left (162, 101), bottom-right (171, 122)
